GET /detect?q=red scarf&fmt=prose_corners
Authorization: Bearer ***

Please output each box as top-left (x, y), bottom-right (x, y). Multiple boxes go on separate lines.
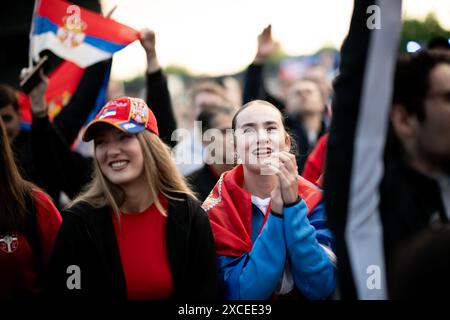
top-left (203, 165), bottom-right (323, 257)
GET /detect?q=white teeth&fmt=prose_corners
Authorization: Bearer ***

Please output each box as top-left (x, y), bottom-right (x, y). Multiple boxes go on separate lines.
top-left (110, 161), bottom-right (128, 169)
top-left (253, 149), bottom-right (272, 156)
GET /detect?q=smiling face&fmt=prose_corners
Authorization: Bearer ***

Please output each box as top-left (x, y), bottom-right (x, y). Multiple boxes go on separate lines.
top-left (94, 124), bottom-right (145, 189)
top-left (233, 102), bottom-right (290, 174)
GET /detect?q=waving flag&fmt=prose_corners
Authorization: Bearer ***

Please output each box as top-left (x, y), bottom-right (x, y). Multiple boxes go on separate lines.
top-left (30, 0), bottom-right (139, 67)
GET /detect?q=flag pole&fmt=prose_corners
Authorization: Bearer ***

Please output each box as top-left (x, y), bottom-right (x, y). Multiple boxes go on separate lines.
top-left (28, 0), bottom-right (40, 68)
top-left (105, 5), bottom-right (118, 18)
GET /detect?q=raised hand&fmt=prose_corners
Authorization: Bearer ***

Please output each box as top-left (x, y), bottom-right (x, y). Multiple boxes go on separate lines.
top-left (140, 28), bottom-right (160, 73)
top-left (274, 151), bottom-right (299, 205)
top-left (20, 68), bottom-right (48, 118)
top-left (254, 24), bottom-right (279, 65)
top-left (270, 175), bottom-right (284, 215)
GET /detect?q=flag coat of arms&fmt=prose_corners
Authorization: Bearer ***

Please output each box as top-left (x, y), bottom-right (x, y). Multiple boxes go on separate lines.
top-left (31, 0), bottom-right (139, 67)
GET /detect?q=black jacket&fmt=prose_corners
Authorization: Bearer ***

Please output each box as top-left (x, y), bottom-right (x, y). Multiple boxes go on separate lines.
top-left (12, 60), bottom-right (110, 204)
top-left (49, 194), bottom-right (219, 301)
top-left (187, 165), bottom-right (219, 202)
top-left (324, 0), bottom-right (446, 299)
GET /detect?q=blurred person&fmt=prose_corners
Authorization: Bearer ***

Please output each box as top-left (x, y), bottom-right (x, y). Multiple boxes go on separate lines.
top-left (222, 76), bottom-right (243, 108)
top-left (203, 100), bottom-right (336, 300)
top-left (49, 97), bottom-right (218, 301)
top-left (324, 0), bottom-right (450, 299)
top-left (243, 25), bottom-right (329, 173)
top-left (380, 51), bottom-right (450, 285)
top-left (187, 104), bottom-right (236, 201)
top-left (0, 58), bottom-right (110, 204)
top-left (390, 226), bottom-right (450, 299)
top-left (0, 117), bottom-right (62, 300)
top-left (427, 36), bottom-right (450, 53)
top-left (173, 80), bottom-right (233, 176)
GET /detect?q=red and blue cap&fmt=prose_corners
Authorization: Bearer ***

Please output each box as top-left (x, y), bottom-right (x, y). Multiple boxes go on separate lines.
top-left (82, 97), bottom-right (159, 142)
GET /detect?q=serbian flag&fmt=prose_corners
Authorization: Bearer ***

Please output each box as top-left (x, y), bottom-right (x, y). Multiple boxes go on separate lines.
top-left (30, 0), bottom-right (139, 67)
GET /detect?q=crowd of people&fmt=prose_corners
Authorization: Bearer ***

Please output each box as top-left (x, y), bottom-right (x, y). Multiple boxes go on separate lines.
top-left (1, 0), bottom-right (450, 301)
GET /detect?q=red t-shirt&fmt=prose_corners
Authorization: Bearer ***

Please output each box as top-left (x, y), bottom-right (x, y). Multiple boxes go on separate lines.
top-left (112, 196), bottom-right (173, 300)
top-left (0, 189), bottom-right (62, 300)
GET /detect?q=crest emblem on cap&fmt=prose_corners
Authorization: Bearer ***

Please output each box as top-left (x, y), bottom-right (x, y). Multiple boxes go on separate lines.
top-left (130, 98), bottom-right (149, 125)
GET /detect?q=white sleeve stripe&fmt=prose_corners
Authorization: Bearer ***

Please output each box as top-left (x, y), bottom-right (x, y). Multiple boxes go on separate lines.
top-left (320, 244), bottom-right (337, 267)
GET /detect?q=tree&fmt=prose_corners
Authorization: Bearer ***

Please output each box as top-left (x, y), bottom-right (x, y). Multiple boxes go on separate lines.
top-left (400, 13), bottom-right (450, 52)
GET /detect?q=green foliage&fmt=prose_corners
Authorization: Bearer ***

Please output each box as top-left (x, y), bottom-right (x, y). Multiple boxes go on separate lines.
top-left (400, 13), bottom-right (450, 52)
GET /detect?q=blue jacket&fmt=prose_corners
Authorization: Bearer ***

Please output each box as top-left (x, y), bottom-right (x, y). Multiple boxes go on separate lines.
top-left (217, 199), bottom-right (336, 300)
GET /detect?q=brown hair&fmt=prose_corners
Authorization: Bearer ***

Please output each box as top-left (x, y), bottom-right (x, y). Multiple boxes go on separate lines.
top-left (190, 80), bottom-right (229, 106)
top-left (0, 118), bottom-right (34, 234)
top-left (393, 51), bottom-right (450, 122)
top-left (0, 84), bottom-right (19, 111)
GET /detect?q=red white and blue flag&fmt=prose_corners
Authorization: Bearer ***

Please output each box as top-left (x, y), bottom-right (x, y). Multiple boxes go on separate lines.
top-left (30, 0), bottom-right (139, 67)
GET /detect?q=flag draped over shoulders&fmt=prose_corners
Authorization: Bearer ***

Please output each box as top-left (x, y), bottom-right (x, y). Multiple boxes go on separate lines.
top-left (203, 164), bottom-right (323, 257)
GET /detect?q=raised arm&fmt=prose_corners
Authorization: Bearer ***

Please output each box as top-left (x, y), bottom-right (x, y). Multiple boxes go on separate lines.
top-left (53, 59), bottom-right (111, 146)
top-left (324, 0), bottom-right (402, 299)
top-left (141, 29), bottom-right (177, 148)
top-left (242, 25), bottom-right (284, 110)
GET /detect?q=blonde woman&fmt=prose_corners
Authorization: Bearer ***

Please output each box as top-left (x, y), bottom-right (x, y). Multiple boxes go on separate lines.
top-left (49, 97), bottom-right (218, 301)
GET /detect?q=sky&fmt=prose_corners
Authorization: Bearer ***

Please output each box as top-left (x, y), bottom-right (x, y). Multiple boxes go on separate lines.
top-left (99, 0), bottom-right (450, 80)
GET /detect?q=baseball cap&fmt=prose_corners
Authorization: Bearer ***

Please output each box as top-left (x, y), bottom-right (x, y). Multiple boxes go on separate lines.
top-left (82, 97), bottom-right (159, 142)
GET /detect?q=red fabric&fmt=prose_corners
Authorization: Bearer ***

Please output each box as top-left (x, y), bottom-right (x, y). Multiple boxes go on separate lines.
top-left (203, 164), bottom-right (323, 257)
top-left (0, 189), bottom-right (62, 300)
top-left (18, 61), bottom-right (85, 128)
top-left (302, 133), bottom-right (329, 185)
top-left (316, 173), bottom-right (324, 188)
top-left (112, 196), bottom-right (173, 300)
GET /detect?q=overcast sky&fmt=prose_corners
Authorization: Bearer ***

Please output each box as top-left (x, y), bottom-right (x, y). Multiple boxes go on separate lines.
top-left (100, 0), bottom-right (450, 79)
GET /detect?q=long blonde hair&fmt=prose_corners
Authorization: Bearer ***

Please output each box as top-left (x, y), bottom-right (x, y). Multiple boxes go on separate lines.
top-left (69, 130), bottom-right (196, 216)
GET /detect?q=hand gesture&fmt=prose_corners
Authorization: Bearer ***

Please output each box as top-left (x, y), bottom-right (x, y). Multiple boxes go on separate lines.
top-left (270, 175), bottom-right (284, 215)
top-left (140, 28), bottom-right (156, 57)
top-left (140, 28), bottom-right (160, 73)
top-left (20, 68), bottom-right (48, 118)
top-left (271, 152), bottom-right (299, 205)
top-left (254, 25), bottom-right (279, 64)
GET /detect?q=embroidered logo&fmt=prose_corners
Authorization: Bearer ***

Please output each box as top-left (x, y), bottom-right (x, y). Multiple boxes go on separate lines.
top-left (130, 98), bottom-right (149, 125)
top-left (201, 173), bottom-right (224, 212)
top-left (0, 234), bottom-right (19, 253)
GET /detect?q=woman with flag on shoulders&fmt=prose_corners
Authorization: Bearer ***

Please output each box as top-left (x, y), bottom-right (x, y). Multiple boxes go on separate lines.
top-left (203, 100), bottom-right (336, 300)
